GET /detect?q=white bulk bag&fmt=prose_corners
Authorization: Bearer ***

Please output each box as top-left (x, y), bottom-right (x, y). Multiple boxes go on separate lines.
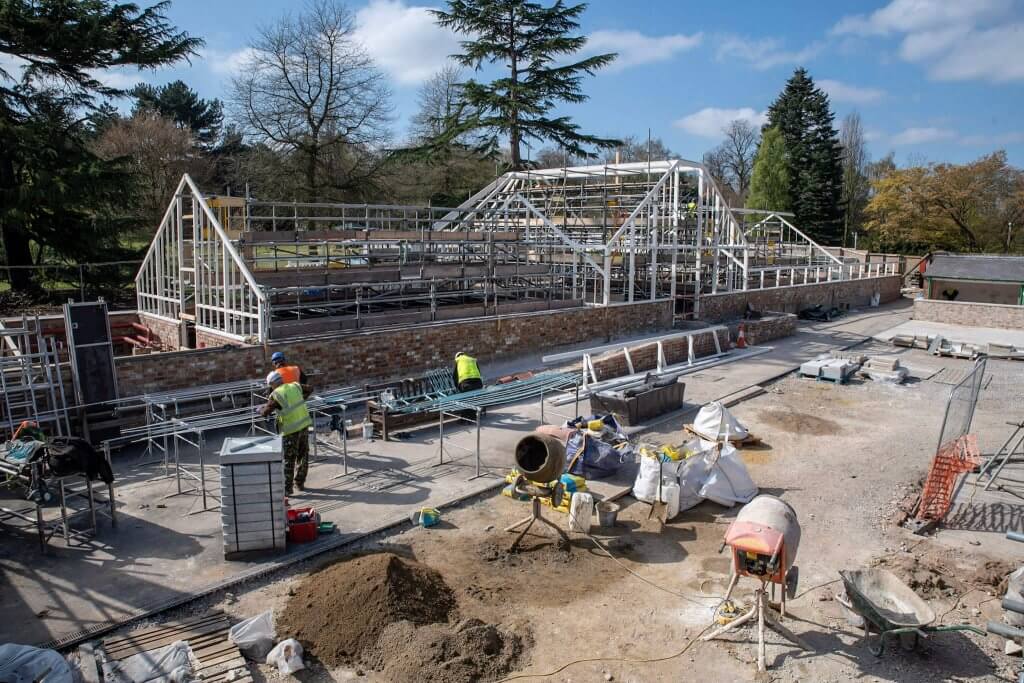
top-left (632, 456), bottom-right (681, 503)
top-left (699, 442), bottom-right (758, 507)
top-left (692, 401), bottom-right (749, 441)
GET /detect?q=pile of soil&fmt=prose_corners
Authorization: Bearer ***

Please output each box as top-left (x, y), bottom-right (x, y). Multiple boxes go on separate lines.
top-left (367, 618), bottom-right (527, 683)
top-left (278, 553), bottom-right (457, 666)
top-left (872, 550), bottom-right (1014, 599)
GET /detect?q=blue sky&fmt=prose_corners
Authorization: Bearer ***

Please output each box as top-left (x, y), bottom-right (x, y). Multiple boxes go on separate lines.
top-left (106, 0), bottom-right (1024, 165)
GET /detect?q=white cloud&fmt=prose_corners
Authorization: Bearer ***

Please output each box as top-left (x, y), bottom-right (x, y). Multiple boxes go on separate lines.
top-left (585, 30), bottom-right (702, 71)
top-left (832, 0), bottom-right (1024, 83)
top-left (354, 0), bottom-right (460, 86)
top-left (890, 126), bottom-right (956, 145)
top-left (207, 48), bottom-right (261, 77)
top-left (674, 107), bottom-right (768, 138)
top-left (818, 79), bottom-right (885, 104)
top-left (715, 35), bottom-right (822, 70)
top-left (832, 0), bottom-right (1011, 36)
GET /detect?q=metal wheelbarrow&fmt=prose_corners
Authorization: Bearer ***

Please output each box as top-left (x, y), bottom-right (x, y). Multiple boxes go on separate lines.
top-left (838, 568), bottom-right (986, 655)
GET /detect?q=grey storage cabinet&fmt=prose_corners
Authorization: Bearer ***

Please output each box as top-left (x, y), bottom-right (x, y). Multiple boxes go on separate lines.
top-left (220, 436), bottom-right (286, 558)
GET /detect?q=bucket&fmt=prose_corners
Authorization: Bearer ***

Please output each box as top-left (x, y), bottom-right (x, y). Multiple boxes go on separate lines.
top-left (596, 501), bottom-right (620, 527)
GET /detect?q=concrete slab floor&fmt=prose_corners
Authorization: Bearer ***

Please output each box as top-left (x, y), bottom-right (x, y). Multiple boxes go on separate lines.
top-left (0, 301), bottom-right (926, 649)
top-left (875, 318), bottom-right (1024, 348)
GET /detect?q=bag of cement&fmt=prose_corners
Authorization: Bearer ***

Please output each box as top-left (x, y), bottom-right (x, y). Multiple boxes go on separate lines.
top-left (1005, 567), bottom-right (1024, 627)
top-left (266, 639), bottom-right (305, 675)
top-left (632, 455), bottom-right (662, 503)
top-left (692, 402), bottom-right (748, 442)
top-left (0, 644), bottom-right (72, 683)
top-left (229, 610), bottom-right (275, 661)
top-left (699, 442), bottom-right (757, 507)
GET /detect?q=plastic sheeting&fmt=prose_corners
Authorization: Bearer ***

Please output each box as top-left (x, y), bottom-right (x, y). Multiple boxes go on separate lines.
top-left (0, 644), bottom-right (72, 683)
top-left (692, 402), bottom-right (749, 441)
top-left (698, 441), bottom-right (758, 507)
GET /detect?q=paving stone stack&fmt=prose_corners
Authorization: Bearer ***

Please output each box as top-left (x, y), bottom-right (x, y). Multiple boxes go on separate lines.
top-left (220, 436), bottom-right (286, 558)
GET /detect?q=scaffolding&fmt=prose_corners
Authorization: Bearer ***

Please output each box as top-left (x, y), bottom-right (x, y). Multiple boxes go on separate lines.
top-left (0, 316), bottom-right (71, 440)
top-left (135, 160), bottom-right (896, 346)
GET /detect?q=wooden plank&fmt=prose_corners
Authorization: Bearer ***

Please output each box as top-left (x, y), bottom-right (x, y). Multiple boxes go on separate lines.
top-left (103, 621), bottom-right (229, 660)
top-left (103, 621), bottom-right (229, 658)
top-left (198, 650), bottom-right (247, 670)
top-left (102, 612), bottom-right (224, 649)
top-left (193, 641), bottom-right (239, 661)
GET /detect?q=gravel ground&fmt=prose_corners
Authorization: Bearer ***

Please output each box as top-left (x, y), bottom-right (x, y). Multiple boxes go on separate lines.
top-left (103, 346), bottom-right (1024, 683)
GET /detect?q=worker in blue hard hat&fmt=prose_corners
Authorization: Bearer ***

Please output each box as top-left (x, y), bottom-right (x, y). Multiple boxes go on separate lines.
top-left (452, 352), bottom-right (483, 393)
top-left (260, 370), bottom-right (312, 495)
top-left (269, 351), bottom-right (309, 389)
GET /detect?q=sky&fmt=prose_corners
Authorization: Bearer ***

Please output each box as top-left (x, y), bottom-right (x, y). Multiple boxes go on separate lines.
top-left (89, 0), bottom-right (1024, 165)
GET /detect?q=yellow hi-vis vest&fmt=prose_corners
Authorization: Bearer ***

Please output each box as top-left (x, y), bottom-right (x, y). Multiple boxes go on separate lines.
top-left (271, 382), bottom-right (312, 436)
top-left (455, 355), bottom-right (481, 384)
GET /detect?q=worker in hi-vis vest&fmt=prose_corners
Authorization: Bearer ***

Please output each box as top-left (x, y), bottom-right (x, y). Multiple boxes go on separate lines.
top-left (453, 352), bottom-right (483, 393)
top-left (269, 351), bottom-right (309, 390)
top-left (260, 371), bottom-right (312, 495)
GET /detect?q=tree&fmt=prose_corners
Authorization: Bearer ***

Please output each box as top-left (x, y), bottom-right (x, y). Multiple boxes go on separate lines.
top-left (863, 151), bottom-right (1024, 253)
top-left (719, 120), bottom-right (758, 202)
top-left (702, 147), bottom-right (738, 206)
top-left (131, 80), bottom-right (223, 148)
top-left (839, 112), bottom-right (870, 248)
top-left (766, 68), bottom-right (843, 243)
top-left (93, 111), bottom-right (206, 228)
top-left (402, 64), bottom-right (493, 205)
top-left (747, 126), bottom-right (790, 212)
top-left (229, 0), bottom-right (392, 201)
top-left (0, 0), bottom-right (200, 291)
top-left (430, 0), bottom-right (620, 170)
top-left (605, 135), bottom-right (675, 164)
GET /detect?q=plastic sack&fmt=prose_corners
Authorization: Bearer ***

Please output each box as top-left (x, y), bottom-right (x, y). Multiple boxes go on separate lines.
top-left (632, 455), bottom-right (681, 503)
top-left (409, 507), bottom-right (441, 527)
top-left (229, 610), bottom-right (276, 661)
top-left (266, 639), bottom-right (305, 676)
top-left (102, 640), bottom-right (195, 683)
top-left (691, 401), bottom-right (749, 442)
top-left (699, 442), bottom-right (757, 507)
top-left (566, 432), bottom-right (626, 480)
top-left (0, 644), bottom-right (72, 683)
top-left (678, 446), bottom-right (714, 512)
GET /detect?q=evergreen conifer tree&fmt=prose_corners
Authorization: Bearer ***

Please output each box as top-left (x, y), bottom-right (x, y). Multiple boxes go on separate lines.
top-left (765, 68), bottom-right (843, 243)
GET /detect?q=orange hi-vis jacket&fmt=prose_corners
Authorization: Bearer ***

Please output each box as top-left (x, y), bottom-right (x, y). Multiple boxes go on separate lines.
top-left (277, 365), bottom-right (302, 384)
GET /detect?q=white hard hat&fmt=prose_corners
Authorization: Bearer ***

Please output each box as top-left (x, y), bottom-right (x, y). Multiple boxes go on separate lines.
top-left (266, 370), bottom-right (283, 387)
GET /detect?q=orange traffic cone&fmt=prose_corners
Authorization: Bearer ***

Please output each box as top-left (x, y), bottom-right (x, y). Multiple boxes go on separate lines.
top-left (736, 323), bottom-right (747, 349)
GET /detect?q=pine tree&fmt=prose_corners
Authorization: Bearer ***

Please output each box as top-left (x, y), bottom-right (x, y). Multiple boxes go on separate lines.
top-left (765, 68), bottom-right (843, 243)
top-left (747, 126), bottom-right (790, 211)
top-left (131, 80), bottom-right (223, 148)
top-left (429, 0), bottom-right (620, 170)
top-left (0, 0), bottom-right (200, 292)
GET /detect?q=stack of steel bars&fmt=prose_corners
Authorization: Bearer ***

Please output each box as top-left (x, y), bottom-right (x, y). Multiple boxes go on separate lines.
top-left (381, 371), bottom-right (578, 414)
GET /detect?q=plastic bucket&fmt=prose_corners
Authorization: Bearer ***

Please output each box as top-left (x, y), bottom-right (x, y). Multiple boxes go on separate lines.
top-left (596, 501), bottom-right (620, 527)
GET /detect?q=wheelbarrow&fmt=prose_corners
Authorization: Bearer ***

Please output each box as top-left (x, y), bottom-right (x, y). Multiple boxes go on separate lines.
top-left (837, 568), bottom-right (986, 655)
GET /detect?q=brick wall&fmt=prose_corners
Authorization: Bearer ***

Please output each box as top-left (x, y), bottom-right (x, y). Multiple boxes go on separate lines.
top-left (116, 300), bottom-right (673, 396)
top-left (137, 313), bottom-right (182, 349)
top-left (697, 275), bottom-right (901, 323)
top-left (913, 298), bottom-right (1024, 330)
top-left (735, 314), bottom-right (798, 345)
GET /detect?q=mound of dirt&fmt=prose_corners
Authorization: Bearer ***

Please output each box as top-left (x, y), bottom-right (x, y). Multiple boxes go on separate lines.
top-left (368, 618), bottom-right (528, 683)
top-left (278, 553), bottom-right (456, 666)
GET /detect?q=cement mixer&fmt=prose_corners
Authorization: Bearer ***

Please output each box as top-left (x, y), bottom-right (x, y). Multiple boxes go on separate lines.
top-left (505, 432), bottom-right (568, 550)
top-left (703, 495), bottom-right (807, 673)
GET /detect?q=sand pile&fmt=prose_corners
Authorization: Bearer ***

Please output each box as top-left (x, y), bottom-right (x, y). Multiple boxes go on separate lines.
top-left (278, 552), bottom-right (528, 680)
top-left (278, 553), bottom-right (457, 666)
top-left (367, 618), bottom-right (526, 683)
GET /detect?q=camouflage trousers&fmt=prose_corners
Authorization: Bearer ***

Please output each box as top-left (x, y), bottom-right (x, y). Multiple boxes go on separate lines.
top-left (283, 430), bottom-right (309, 494)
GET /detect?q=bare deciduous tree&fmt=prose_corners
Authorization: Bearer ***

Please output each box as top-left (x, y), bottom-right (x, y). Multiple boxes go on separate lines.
top-left (719, 120), bottom-right (758, 201)
top-left (92, 112), bottom-right (206, 228)
top-left (840, 111), bottom-right (870, 247)
top-left (229, 0), bottom-right (391, 200)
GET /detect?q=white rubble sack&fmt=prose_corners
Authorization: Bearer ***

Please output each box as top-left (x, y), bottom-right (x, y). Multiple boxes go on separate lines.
top-left (229, 610), bottom-right (276, 661)
top-left (698, 441), bottom-right (758, 507)
top-left (692, 401), bottom-right (749, 441)
top-left (632, 455), bottom-right (681, 503)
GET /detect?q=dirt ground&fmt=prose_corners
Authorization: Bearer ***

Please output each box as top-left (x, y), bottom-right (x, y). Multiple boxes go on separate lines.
top-left (130, 349), bottom-right (1024, 682)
